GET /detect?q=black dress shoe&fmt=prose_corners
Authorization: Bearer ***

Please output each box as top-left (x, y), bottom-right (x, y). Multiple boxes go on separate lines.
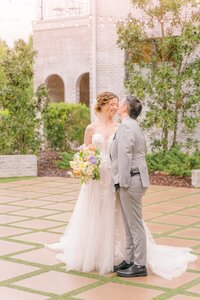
top-left (117, 265), bottom-right (147, 277)
top-left (113, 260), bottom-right (133, 272)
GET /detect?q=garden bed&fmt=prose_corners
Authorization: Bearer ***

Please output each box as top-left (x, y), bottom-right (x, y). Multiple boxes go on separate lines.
top-left (38, 151), bottom-right (192, 188)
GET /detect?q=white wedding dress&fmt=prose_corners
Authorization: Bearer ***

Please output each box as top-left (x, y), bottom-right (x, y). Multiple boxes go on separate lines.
top-left (47, 133), bottom-right (197, 279)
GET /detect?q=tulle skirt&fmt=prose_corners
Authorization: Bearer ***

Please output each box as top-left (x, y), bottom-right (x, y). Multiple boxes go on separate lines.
top-left (47, 173), bottom-right (197, 279)
top-left (47, 169), bottom-right (125, 274)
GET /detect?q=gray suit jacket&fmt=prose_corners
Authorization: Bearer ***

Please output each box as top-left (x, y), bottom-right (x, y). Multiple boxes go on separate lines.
top-left (110, 117), bottom-right (150, 188)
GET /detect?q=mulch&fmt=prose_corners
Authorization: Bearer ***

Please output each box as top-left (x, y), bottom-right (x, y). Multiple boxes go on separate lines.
top-left (37, 150), bottom-right (68, 177)
top-left (37, 150), bottom-right (192, 188)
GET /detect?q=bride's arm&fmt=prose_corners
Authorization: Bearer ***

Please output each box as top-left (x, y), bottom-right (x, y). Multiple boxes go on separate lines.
top-left (84, 124), bottom-right (95, 146)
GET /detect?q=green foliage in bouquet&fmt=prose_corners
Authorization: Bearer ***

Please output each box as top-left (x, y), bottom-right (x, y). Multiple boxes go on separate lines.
top-left (147, 146), bottom-right (200, 176)
top-left (43, 102), bottom-right (90, 151)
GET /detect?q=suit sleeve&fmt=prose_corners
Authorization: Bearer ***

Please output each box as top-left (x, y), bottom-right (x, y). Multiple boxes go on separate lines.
top-left (117, 123), bottom-right (135, 188)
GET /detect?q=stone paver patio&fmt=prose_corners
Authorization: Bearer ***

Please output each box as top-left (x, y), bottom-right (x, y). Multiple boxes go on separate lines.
top-left (0, 177), bottom-right (199, 300)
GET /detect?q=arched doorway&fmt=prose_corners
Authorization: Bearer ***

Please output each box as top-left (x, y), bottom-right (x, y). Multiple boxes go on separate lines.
top-left (45, 74), bottom-right (64, 102)
top-left (77, 73), bottom-right (90, 106)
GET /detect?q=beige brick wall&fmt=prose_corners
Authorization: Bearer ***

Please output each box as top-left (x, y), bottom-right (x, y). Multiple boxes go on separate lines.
top-left (33, 1), bottom-right (134, 104)
top-left (94, 0), bottom-right (133, 100)
top-left (33, 16), bottom-right (90, 103)
top-left (0, 156), bottom-right (37, 178)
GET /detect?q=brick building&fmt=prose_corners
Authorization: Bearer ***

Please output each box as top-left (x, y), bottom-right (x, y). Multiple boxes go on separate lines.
top-left (33, 0), bottom-right (133, 107)
top-left (33, 0), bottom-right (200, 147)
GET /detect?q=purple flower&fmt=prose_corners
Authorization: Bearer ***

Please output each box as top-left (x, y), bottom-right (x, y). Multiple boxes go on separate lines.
top-left (90, 156), bottom-right (97, 165)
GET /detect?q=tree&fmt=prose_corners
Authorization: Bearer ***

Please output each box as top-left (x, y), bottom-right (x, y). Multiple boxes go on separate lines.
top-left (0, 38), bottom-right (48, 154)
top-left (117, 0), bottom-right (200, 150)
top-left (0, 39), bottom-right (8, 87)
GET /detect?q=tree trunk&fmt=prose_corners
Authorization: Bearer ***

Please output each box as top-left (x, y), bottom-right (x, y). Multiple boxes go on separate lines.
top-left (172, 110), bottom-right (178, 147)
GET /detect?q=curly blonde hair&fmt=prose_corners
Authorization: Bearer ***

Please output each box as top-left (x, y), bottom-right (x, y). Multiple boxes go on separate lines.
top-left (94, 92), bottom-right (119, 114)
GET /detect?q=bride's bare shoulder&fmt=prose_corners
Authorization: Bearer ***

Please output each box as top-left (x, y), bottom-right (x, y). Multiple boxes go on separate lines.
top-left (86, 122), bottom-right (96, 130)
top-left (85, 123), bottom-right (96, 135)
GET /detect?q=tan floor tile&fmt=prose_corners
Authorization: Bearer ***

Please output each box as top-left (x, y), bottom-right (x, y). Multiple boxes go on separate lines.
top-left (0, 190), bottom-right (27, 198)
top-left (177, 208), bottom-right (200, 218)
top-left (42, 202), bottom-right (75, 211)
top-left (49, 225), bottom-right (67, 234)
top-left (166, 198), bottom-right (200, 207)
top-left (13, 247), bottom-right (60, 266)
top-left (188, 283), bottom-right (200, 294)
top-left (151, 189), bottom-right (197, 197)
top-left (0, 226), bottom-right (30, 238)
top-left (0, 204), bottom-right (25, 213)
top-left (162, 201), bottom-right (192, 208)
top-left (144, 204), bottom-right (182, 213)
top-left (153, 215), bottom-right (199, 226)
top-left (143, 195), bottom-right (175, 202)
top-left (77, 282), bottom-right (163, 300)
top-left (68, 200), bottom-right (77, 204)
top-left (33, 177), bottom-right (57, 181)
top-left (143, 211), bottom-right (164, 221)
top-left (16, 271), bottom-right (97, 295)
top-left (3, 191), bottom-right (50, 199)
top-left (64, 191), bottom-right (79, 197)
top-left (0, 240), bottom-right (33, 255)
top-left (171, 228), bottom-right (200, 240)
top-left (54, 194), bottom-right (77, 200)
top-left (0, 183), bottom-right (22, 189)
top-left (155, 237), bottom-right (200, 248)
top-left (0, 260), bottom-right (38, 281)
top-left (35, 187), bottom-right (68, 194)
top-left (123, 270), bottom-right (199, 289)
top-left (38, 195), bottom-right (71, 202)
top-left (34, 182), bottom-right (70, 188)
top-left (7, 179), bottom-right (39, 186)
top-left (169, 294), bottom-right (199, 299)
top-left (11, 185), bottom-right (47, 192)
top-left (146, 222), bottom-right (180, 234)
top-left (147, 186), bottom-right (174, 192)
top-left (14, 231), bottom-right (60, 245)
top-left (0, 214), bottom-right (27, 224)
top-left (13, 219), bottom-right (63, 229)
top-left (0, 287), bottom-right (48, 300)
top-left (11, 199), bottom-right (53, 207)
top-left (47, 212), bottom-right (72, 222)
top-left (13, 232), bottom-right (60, 245)
top-left (0, 195), bottom-right (24, 203)
top-left (10, 208), bottom-right (56, 218)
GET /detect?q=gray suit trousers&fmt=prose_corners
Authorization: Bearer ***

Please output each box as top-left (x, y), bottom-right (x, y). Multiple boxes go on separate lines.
top-left (118, 174), bottom-right (147, 266)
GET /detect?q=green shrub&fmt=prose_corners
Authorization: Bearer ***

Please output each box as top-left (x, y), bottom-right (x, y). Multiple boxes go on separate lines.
top-left (43, 103), bottom-right (90, 151)
top-left (146, 146), bottom-right (200, 177)
top-left (0, 40), bottom-right (48, 155)
top-left (56, 151), bottom-right (75, 170)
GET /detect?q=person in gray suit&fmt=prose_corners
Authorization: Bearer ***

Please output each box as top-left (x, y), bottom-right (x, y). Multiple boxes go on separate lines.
top-left (110, 95), bottom-right (150, 277)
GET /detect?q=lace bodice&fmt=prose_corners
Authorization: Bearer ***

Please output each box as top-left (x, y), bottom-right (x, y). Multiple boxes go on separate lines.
top-left (92, 133), bottom-right (114, 169)
top-left (92, 133), bottom-right (113, 152)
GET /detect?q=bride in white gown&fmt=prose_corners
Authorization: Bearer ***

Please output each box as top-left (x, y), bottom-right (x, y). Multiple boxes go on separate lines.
top-left (47, 92), bottom-right (197, 279)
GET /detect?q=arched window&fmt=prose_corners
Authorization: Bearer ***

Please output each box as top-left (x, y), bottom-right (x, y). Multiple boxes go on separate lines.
top-left (76, 72), bottom-right (90, 106)
top-left (45, 74), bottom-right (64, 102)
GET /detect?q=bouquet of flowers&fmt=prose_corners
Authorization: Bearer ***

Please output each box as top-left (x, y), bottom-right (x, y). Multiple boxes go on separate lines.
top-left (69, 144), bottom-right (101, 184)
